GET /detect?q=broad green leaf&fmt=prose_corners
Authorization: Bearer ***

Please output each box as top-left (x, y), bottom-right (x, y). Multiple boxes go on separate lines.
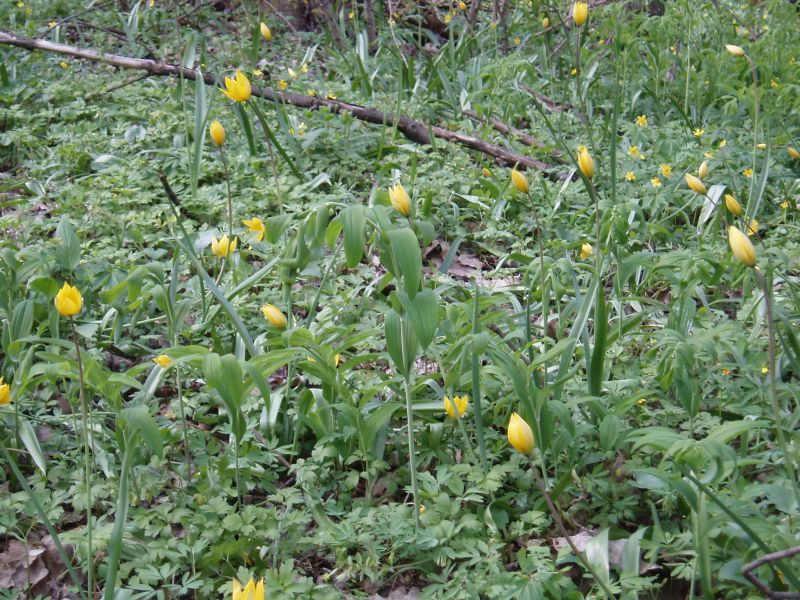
top-left (341, 205), bottom-right (366, 268)
top-left (387, 228), bottom-right (421, 299)
top-left (120, 404), bottom-right (163, 459)
top-left (406, 288), bottom-right (439, 349)
top-left (18, 417), bottom-right (47, 476)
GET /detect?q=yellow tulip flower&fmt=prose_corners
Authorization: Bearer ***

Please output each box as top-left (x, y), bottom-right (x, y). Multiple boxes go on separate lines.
top-left (233, 577), bottom-right (265, 600)
top-left (577, 146), bottom-right (595, 179)
top-left (728, 226), bottom-right (756, 267)
top-left (243, 217), bottom-right (266, 242)
top-left (572, 2), bottom-right (588, 26)
top-left (210, 235), bottom-right (237, 258)
top-left (54, 282), bottom-right (83, 317)
top-left (511, 168), bottom-right (529, 193)
top-left (0, 377), bottom-right (10, 405)
top-left (221, 69), bottom-right (252, 103)
top-left (507, 412), bottom-right (535, 455)
top-left (261, 304), bottom-right (287, 328)
top-left (209, 120), bottom-right (225, 147)
top-left (685, 174), bottom-right (706, 195)
top-left (444, 394), bottom-right (469, 419)
top-left (389, 183), bottom-right (411, 216)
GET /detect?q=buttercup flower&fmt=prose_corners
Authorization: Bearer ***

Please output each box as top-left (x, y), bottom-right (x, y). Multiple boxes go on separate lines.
top-left (685, 174), bottom-right (706, 195)
top-left (577, 146), bottom-right (595, 179)
top-left (628, 146), bottom-right (641, 159)
top-left (572, 2), bottom-right (588, 26)
top-left (243, 217), bottom-right (266, 242)
top-left (153, 355), bottom-right (172, 368)
top-left (278, 80), bottom-right (288, 91)
top-left (221, 69), bottom-right (252, 103)
top-left (55, 282), bottom-right (83, 317)
top-left (651, 177), bottom-right (662, 188)
top-left (724, 194), bottom-right (743, 216)
top-left (209, 120), bottom-right (225, 147)
top-left (389, 183), bottom-right (411, 216)
top-left (260, 22), bottom-right (272, 42)
top-left (233, 577), bottom-right (265, 600)
top-left (636, 115), bottom-right (648, 127)
top-left (0, 378), bottom-right (10, 405)
top-left (210, 235), bottom-right (237, 258)
top-left (625, 171), bottom-right (635, 182)
top-left (725, 44), bottom-right (745, 57)
top-left (261, 304), bottom-right (287, 328)
top-left (507, 412), bottom-right (535, 455)
top-left (444, 395), bottom-right (469, 419)
top-left (660, 164), bottom-right (672, 178)
top-left (511, 169), bottom-right (529, 193)
top-left (458, 1), bottom-right (467, 10)
top-left (580, 243), bottom-right (593, 259)
top-left (728, 226), bottom-right (756, 266)
top-left (693, 128), bottom-right (704, 137)
top-left (743, 168), bottom-right (753, 178)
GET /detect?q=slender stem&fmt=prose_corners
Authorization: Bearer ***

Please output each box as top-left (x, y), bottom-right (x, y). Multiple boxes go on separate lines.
top-left (175, 365), bottom-right (192, 479)
top-left (471, 278), bottom-right (488, 473)
top-left (754, 266), bottom-right (800, 506)
top-left (233, 433), bottom-right (241, 509)
top-left (247, 100), bottom-right (280, 193)
top-left (403, 372), bottom-right (420, 528)
top-left (526, 456), bottom-right (615, 598)
top-left (574, 27), bottom-right (581, 104)
top-left (218, 145), bottom-right (234, 239)
top-left (746, 55), bottom-right (760, 207)
top-left (70, 318), bottom-right (93, 599)
top-left (453, 409), bottom-right (477, 463)
top-left (526, 190), bottom-right (548, 347)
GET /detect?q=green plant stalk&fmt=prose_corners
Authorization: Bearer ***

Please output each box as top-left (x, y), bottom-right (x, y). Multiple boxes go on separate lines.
top-left (217, 145), bottom-right (234, 239)
top-left (0, 443), bottom-right (86, 598)
top-left (233, 431), bottom-right (241, 509)
top-left (754, 266), bottom-right (800, 506)
top-left (471, 278), bottom-right (488, 473)
top-left (70, 318), bottom-right (93, 598)
top-left (102, 431), bottom-right (138, 600)
top-left (174, 365), bottom-right (192, 479)
top-left (575, 26), bottom-right (581, 106)
top-left (526, 456), bottom-right (615, 598)
top-left (453, 408), bottom-right (478, 464)
top-left (247, 99), bottom-right (302, 183)
top-left (525, 190), bottom-right (548, 368)
top-left (745, 54), bottom-right (760, 207)
top-left (403, 370), bottom-right (421, 529)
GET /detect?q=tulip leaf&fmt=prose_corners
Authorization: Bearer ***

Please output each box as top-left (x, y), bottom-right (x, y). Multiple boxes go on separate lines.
top-left (387, 228), bottom-right (421, 300)
top-left (385, 310), bottom-right (417, 377)
top-left (341, 205), bottom-right (366, 267)
top-left (18, 417), bottom-right (47, 476)
top-left (120, 404), bottom-right (163, 459)
top-left (588, 283), bottom-right (608, 396)
top-left (203, 353), bottom-right (246, 441)
top-left (406, 289), bottom-right (439, 350)
top-left (55, 216), bottom-right (80, 271)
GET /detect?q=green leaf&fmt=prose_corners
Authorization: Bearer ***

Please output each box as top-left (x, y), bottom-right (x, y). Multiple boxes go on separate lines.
top-left (120, 404), bottom-right (163, 459)
top-left (589, 283), bottom-right (607, 396)
top-left (341, 205), bottom-right (367, 268)
top-left (363, 402), bottom-right (402, 459)
top-left (55, 216), bottom-right (80, 271)
top-left (18, 417), bottom-right (47, 476)
top-left (387, 228), bottom-right (422, 299)
top-left (385, 310), bottom-right (417, 377)
top-left (584, 528), bottom-right (610, 586)
top-left (406, 289), bottom-right (439, 349)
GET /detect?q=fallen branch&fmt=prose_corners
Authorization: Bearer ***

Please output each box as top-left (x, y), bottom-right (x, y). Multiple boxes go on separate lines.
top-left (0, 30), bottom-right (561, 177)
top-left (462, 108), bottom-right (566, 163)
top-left (742, 546), bottom-right (800, 599)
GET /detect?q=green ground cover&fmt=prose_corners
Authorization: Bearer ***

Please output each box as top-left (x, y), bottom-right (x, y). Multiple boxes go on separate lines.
top-left (1, 0), bottom-right (800, 598)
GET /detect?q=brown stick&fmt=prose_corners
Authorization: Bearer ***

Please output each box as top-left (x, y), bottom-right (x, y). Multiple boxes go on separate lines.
top-left (364, 0), bottom-right (377, 52)
top-left (742, 545), bottom-right (800, 599)
top-left (0, 29), bottom-right (560, 177)
top-left (462, 108), bottom-right (566, 163)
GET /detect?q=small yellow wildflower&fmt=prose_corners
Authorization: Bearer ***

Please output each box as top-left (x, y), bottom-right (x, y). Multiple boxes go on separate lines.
top-left (458, 1), bottom-right (467, 10)
top-left (742, 167), bottom-right (753, 178)
top-left (153, 355), bottom-right (172, 368)
top-left (628, 146), bottom-right (641, 159)
top-left (278, 79), bottom-right (288, 91)
top-left (326, 92), bottom-right (337, 100)
top-left (625, 171), bottom-right (636, 182)
top-left (514, 37), bottom-right (521, 45)
top-left (781, 200), bottom-right (790, 210)
top-left (636, 115), bottom-right (648, 127)
top-left (301, 63), bottom-right (308, 74)
top-left (48, 21), bottom-right (58, 28)
top-left (579, 243), bottom-right (593, 259)
top-left (637, 398), bottom-right (646, 406)
top-left (704, 151), bottom-right (715, 159)
top-left (771, 79), bottom-right (778, 88)
top-left (570, 68), bottom-right (577, 75)
top-left (288, 67), bottom-right (298, 79)
top-left (693, 128), bottom-right (704, 137)
top-left (59, 61), bottom-right (70, 69)
top-left (718, 139), bottom-right (727, 148)
top-left (721, 368), bottom-right (731, 376)
top-left (651, 177), bottom-right (662, 188)
top-left (761, 366), bottom-right (769, 375)
top-left (253, 69), bottom-right (263, 77)
top-left (444, 13), bottom-right (452, 23)
top-left (659, 164), bottom-right (672, 178)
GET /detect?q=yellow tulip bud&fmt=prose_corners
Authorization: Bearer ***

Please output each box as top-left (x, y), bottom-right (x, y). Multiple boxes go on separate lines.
top-left (577, 146), bottom-right (595, 179)
top-left (685, 173), bottom-right (706, 195)
top-left (458, 1), bottom-right (467, 10)
top-left (724, 194), bottom-right (743, 216)
top-left (698, 160), bottom-right (709, 179)
top-left (0, 377), bottom-right (10, 405)
top-left (221, 69), bottom-right (252, 103)
top-left (260, 303), bottom-right (287, 328)
top-left (572, 2), bottom-right (588, 26)
top-left (728, 226), bottom-right (756, 267)
top-left (54, 282), bottom-right (83, 317)
top-left (507, 412), bottom-right (535, 455)
top-left (260, 22), bottom-right (272, 42)
top-left (511, 168), bottom-right (529, 193)
top-left (153, 355), bottom-right (172, 368)
top-left (788, 147), bottom-right (800, 160)
top-left (388, 183), bottom-right (411, 216)
top-left (482, 167), bottom-right (492, 177)
top-left (209, 120), bottom-right (225, 147)
top-left (210, 235), bottom-right (237, 258)
top-left (542, 17), bottom-right (550, 28)
top-left (444, 394), bottom-right (469, 419)
top-left (756, 143), bottom-right (766, 150)
top-left (746, 218), bottom-right (759, 236)
top-left (579, 243), bottom-right (593, 259)
top-left (725, 44), bottom-right (745, 57)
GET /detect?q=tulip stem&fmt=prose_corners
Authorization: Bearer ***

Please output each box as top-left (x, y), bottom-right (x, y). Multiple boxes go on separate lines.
top-left (453, 409), bottom-right (478, 464)
top-left (403, 373), bottom-right (421, 529)
top-left (745, 55), bottom-right (760, 207)
top-left (175, 365), bottom-right (193, 480)
top-left (526, 456), bottom-right (615, 598)
top-left (525, 190), bottom-right (548, 358)
top-left (754, 266), bottom-right (800, 507)
top-left (70, 318), bottom-right (93, 599)
top-left (217, 145), bottom-right (234, 239)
